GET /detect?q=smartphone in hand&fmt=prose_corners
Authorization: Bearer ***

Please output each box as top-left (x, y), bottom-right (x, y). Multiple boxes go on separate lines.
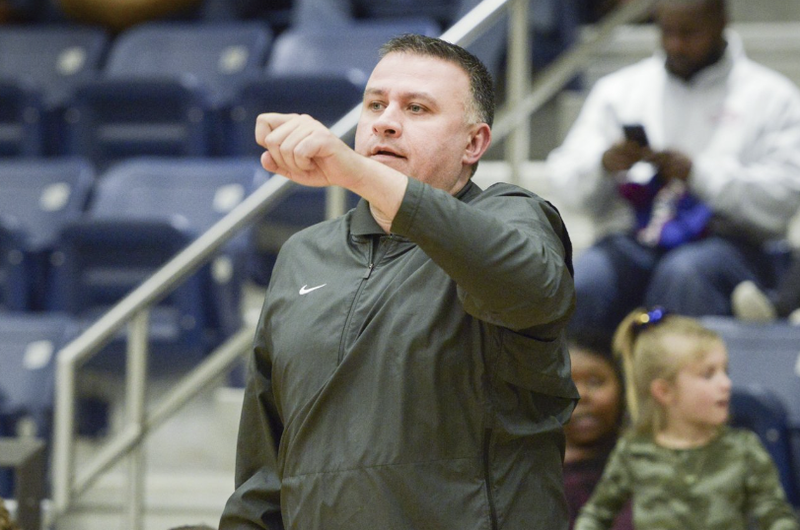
top-left (623, 124), bottom-right (649, 147)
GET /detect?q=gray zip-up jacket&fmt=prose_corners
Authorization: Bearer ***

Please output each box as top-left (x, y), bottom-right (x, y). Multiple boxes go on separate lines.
top-left (220, 176), bottom-right (579, 530)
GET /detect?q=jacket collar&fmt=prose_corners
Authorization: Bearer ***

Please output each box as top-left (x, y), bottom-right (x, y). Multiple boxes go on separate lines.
top-left (351, 179), bottom-right (481, 237)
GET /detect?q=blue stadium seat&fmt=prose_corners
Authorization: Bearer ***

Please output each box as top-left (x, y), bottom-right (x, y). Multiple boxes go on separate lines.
top-left (730, 386), bottom-right (799, 507)
top-left (64, 77), bottom-right (216, 168)
top-left (225, 74), bottom-right (364, 157)
top-left (0, 218), bottom-right (27, 311)
top-left (0, 80), bottom-right (46, 157)
top-left (46, 157), bottom-right (264, 371)
top-left (0, 25), bottom-right (108, 110)
top-left (355, 0), bottom-right (455, 27)
top-left (103, 22), bottom-right (272, 106)
top-left (291, 0), bottom-right (452, 32)
top-left (702, 317), bottom-right (800, 429)
top-left (200, 0), bottom-right (293, 34)
top-left (266, 19), bottom-right (439, 86)
top-left (0, 313), bottom-right (78, 438)
top-left (0, 312), bottom-right (79, 496)
top-left (0, 25), bottom-right (109, 156)
top-left (62, 22), bottom-right (273, 167)
top-left (0, 158), bottom-right (95, 310)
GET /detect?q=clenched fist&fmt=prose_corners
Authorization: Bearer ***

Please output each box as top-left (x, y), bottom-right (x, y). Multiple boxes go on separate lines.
top-left (256, 113), bottom-right (359, 189)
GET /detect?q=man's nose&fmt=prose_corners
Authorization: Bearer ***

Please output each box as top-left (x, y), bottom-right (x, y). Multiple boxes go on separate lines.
top-left (373, 104), bottom-right (402, 137)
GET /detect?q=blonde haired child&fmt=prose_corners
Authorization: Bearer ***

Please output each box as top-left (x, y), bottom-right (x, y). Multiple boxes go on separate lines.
top-left (574, 308), bottom-right (799, 530)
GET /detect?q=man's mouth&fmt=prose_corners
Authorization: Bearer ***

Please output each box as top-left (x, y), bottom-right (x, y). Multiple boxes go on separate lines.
top-left (371, 147), bottom-right (406, 159)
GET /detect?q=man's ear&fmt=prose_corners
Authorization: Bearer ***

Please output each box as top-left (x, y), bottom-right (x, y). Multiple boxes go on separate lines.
top-left (463, 123), bottom-right (492, 166)
top-left (650, 378), bottom-right (674, 407)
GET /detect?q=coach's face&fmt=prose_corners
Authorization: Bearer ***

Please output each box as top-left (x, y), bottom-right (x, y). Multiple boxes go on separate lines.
top-left (355, 52), bottom-right (490, 195)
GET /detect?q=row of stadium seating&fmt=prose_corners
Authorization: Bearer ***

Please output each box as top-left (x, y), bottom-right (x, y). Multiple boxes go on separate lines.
top-left (0, 155), bottom-right (358, 369)
top-left (0, 18), bottom-right (439, 167)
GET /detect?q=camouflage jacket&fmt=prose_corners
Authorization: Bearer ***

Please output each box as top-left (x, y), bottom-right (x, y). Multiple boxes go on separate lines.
top-left (575, 427), bottom-right (799, 530)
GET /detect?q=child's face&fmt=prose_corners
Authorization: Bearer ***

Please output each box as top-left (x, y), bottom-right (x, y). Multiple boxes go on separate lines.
top-left (565, 348), bottom-right (623, 449)
top-left (663, 342), bottom-right (731, 433)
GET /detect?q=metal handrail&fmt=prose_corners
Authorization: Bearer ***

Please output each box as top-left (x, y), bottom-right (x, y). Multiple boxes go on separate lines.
top-left (51, 0), bottom-right (656, 527)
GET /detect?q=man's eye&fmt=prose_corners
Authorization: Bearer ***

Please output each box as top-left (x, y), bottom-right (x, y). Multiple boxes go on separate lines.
top-left (409, 104), bottom-right (423, 113)
top-left (369, 101), bottom-right (383, 111)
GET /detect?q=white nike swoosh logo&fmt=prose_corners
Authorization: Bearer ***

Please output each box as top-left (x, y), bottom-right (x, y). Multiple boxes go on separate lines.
top-left (299, 284), bottom-right (327, 295)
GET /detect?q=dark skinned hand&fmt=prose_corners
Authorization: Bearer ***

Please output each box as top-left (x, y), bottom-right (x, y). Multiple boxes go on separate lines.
top-left (646, 150), bottom-right (693, 183)
top-left (602, 140), bottom-right (653, 173)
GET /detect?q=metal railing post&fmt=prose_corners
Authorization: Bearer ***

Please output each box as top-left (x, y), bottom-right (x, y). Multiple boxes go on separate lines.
top-left (52, 354), bottom-right (77, 516)
top-left (69, 326), bottom-right (256, 497)
top-left (505, 0), bottom-right (531, 185)
top-left (125, 310), bottom-right (149, 530)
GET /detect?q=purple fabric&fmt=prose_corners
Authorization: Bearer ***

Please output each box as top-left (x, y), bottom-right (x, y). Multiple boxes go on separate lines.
top-left (618, 175), bottom-right (712, 249)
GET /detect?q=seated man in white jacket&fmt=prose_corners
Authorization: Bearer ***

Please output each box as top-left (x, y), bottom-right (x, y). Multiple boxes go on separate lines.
top-left (546, 0), bottom-right (800, 332)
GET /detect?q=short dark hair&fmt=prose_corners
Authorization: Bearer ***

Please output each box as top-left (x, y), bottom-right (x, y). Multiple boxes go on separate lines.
top-left (379, 34), bottom-right (495, 128)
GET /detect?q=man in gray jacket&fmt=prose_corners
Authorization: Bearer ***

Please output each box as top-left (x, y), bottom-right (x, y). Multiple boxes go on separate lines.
top-left (220, 34), bottom-right (578, 530)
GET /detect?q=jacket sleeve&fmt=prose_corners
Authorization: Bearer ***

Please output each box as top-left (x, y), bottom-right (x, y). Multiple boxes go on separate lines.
top-left (741, 431), bottom-right (800, 530)
top-left (574, 440), bottom-right (633, 530)
top-left (690, 84), bottom-right (800, 240)
top-left (219, 310), bottom-right (285, 530)
top-left (390, 177), bottom-right (575, 332)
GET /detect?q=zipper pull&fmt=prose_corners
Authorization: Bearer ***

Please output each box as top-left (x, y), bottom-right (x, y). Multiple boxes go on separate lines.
top-left (363, 262), bottom-right (374, 279)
